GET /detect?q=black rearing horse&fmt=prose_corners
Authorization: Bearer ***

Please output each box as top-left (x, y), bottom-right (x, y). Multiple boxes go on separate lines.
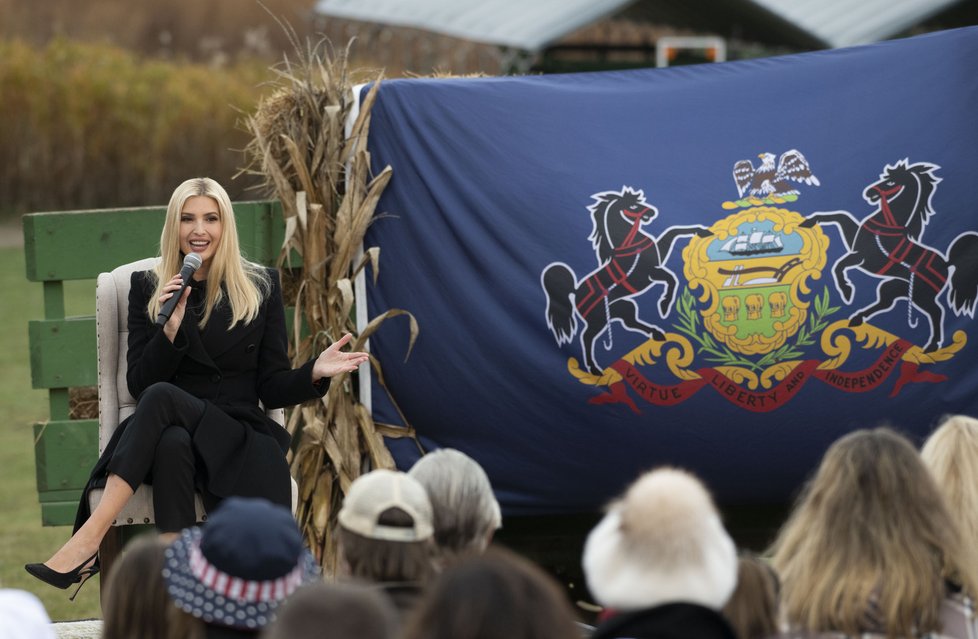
top-left (801, 160), bottom-right (978, 351)
top-left (542, 187), bottom-right (708, 374)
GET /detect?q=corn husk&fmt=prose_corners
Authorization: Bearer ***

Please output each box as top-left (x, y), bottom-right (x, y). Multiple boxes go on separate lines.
top-left (242, 35), bottom-right (418, 574)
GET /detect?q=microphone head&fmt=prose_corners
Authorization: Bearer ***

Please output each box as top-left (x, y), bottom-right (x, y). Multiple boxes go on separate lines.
top-left (183, 252), bottom-right (203, 271)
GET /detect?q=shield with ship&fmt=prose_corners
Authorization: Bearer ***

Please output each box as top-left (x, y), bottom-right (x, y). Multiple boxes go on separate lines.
top-left (683, 206), bottom-right (828, 356)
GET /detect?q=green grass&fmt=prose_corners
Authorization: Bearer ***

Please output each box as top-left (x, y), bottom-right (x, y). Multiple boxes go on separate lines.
top-left (0, 242), bottom-right (101, 620)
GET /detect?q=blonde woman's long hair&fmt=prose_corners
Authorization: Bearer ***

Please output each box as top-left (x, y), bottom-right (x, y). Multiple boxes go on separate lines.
top-left (148, 177), bottom-right (269, 328)
top-left (922, 414), bottom-right (978, 551)
top-left (770, 427), bottom-right (978, 638)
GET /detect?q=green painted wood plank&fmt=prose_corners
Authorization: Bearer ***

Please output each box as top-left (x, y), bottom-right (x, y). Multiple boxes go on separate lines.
top-left (40, 501), bottom-right (83, 527)
top-left (237, 200), bottom-right (286, 264)
top-left (33, 420), bottom-right (99, 493)
top-left (24, 207), bottom-right (164, 282)
top-left (29, 318), bottom-right (96, 389)
top-left (48, 388), bottom-right (71, 422)
top-left (37, 489), bottom-right (87, 503)
top-left (23, 200), bottom-right (284, 282)
top-left (43, 281), bottom-right (65, 319)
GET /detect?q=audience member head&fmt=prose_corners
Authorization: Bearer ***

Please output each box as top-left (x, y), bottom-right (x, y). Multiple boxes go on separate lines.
top-left (402, 546), bottom-right (580, 639)
top-left (582, 467), bottom-right (737, 612)
top-left (337, 469), bottom-right (436, 584)
top-left (102, 534), bottom-right (173, 639)
top-left (922, 414), bottom-right (978, 546)
top-left (722, 553), bottom-right (780, 639)
top-left (771, 427), bottom-right (978, 637)
top-left (260, 581), bottom-right (397, 639)
top-left (162, 497), bottom-right (319, 636)
top-left (408, 448), bottom-right (502, 563)
top-left (0, 589), bottom-right (55, 639)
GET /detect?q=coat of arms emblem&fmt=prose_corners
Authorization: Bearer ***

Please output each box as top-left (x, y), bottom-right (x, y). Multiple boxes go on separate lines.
top-left (541, 151), bottom-right (976, 413)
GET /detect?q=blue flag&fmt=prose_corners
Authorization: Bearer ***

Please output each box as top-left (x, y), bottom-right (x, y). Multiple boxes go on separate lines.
top-left (361, 27), bottom-right (978, 514)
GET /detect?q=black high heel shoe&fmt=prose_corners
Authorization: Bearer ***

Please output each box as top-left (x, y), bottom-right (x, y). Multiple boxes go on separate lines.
top-left (25, 552), bottom-right (100, 600)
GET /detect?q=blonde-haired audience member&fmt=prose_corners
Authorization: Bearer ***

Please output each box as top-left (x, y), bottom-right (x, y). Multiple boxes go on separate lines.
top-left (408, 448), bottom-right (501, 566)
top-left (583, 467), bottom-right (738, 639)
top-left (771, 427), bottom-right (978, 638)
top-left (722, 553), bottom-right (780, 639)
top-left (922, 414), bottom-right (978, 546)
top-left (402, 546), bottom-right (580, 639)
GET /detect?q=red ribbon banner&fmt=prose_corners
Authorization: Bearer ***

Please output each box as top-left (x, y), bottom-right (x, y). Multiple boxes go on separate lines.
top-left (590, 339), bottom-right (939, 414)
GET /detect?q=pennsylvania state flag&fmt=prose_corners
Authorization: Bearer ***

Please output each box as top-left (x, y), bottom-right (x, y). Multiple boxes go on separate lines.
top-left (360, 27), bottom-right (978, 514)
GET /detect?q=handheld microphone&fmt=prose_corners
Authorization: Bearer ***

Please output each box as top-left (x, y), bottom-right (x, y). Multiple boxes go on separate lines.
top-left (155, 253), bottom-right (203, 326)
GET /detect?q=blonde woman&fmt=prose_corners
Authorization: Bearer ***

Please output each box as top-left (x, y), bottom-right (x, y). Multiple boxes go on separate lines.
top-left (922, 414), bottom-right (978, 548)
top-left (27, 178), bottom-right (368, 596)
top-left (770, 427), bottom-right (978, 638)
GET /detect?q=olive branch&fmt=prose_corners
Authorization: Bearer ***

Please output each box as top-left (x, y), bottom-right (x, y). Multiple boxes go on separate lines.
top-left (673, 287), bottom-right (839, 372)
top-left (673, 289), bottom-right (757, 369)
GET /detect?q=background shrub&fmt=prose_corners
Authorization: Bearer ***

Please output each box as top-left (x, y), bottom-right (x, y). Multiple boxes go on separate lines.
top-left (0, 38), bottom-right (278, 216)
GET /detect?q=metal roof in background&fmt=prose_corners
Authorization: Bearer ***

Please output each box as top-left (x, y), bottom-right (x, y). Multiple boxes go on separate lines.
top-left (314, 0), bottom-right (635, 51)
top-left (314, 0), bottom-right (970, 51)
top-left (748, 0), bottom-right (966, 47)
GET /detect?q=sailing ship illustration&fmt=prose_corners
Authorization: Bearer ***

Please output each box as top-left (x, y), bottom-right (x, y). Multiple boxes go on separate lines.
top-left (720, 228), bottom-right (784, 256)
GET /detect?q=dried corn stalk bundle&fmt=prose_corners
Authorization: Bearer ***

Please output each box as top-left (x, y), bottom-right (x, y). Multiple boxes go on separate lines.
top-left (243, 37), bottom-right (419, 574)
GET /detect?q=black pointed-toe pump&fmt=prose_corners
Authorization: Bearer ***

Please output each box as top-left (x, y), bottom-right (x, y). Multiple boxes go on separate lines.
top-left (25, 552), bottom-right (100, 600)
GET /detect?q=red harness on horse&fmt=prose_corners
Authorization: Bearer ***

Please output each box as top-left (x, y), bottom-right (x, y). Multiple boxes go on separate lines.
top-left (862, 185), bottom-right (946, 293)
top-left (576, 207), bottom-right (655, 316)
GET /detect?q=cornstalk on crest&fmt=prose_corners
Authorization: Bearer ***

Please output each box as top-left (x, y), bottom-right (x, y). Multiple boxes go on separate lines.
top-left (241, 36), bottom-right (419, 574)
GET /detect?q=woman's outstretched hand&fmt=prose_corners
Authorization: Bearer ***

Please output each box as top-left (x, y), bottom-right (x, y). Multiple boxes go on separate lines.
top-left (312, 333), bottom-right (369, 381)
top-left (160, 274), bottom-right (192, 343)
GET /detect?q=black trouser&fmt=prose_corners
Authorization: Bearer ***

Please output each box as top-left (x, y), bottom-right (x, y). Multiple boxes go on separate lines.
top-left (107, 382), bottom-right (208, 532)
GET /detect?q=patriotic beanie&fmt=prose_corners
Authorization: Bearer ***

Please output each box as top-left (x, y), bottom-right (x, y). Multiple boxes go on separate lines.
top-left (162, 497), bottom-right (319, 631)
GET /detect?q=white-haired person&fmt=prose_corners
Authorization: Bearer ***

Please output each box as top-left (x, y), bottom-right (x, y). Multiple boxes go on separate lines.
top-left (771, 427), bottom-right (978, 637)
top-left (582, 467), bottom-right (739, 639)
top-left (408, 448), bottom-right (502, 566)
top-left (27, 177), bottom-right (367, 597)
top-left (337, 469), bottom-right (438, 623)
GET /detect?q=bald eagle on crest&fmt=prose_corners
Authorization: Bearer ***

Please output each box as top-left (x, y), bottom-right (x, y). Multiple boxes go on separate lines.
top-left (733, 150), bottom-right (820, 198)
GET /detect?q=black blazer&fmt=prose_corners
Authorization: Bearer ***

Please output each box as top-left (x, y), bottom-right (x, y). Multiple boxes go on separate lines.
top-left (591, 603), bottom-right (738, 639)
top-left (74, 267), bottom-right (326, 531)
